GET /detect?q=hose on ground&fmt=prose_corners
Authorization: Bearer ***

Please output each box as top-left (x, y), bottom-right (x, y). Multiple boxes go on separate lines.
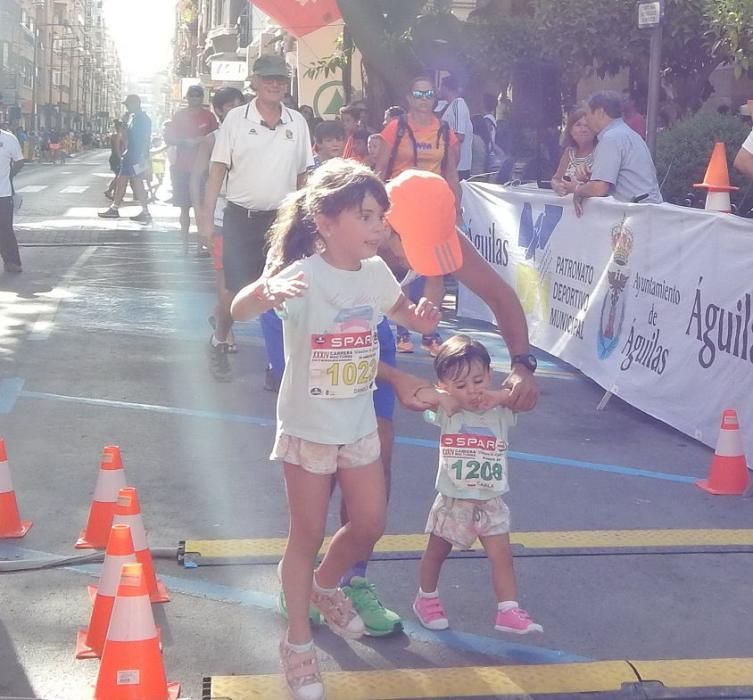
top-left (0, 546), bottom-right (178, 573)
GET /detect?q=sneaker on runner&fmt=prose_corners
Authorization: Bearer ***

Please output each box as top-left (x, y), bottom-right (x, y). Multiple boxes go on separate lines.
top-left (276, 561), bottom-right (322, 625)
top-left (311, 585), bottom-right (364, 639)
top-left (98, 207), bottom-right (119, 218)
top-left (421, 333), bottom-right (442, 357)
top-left (494, 607), bottom-right (543, 634)
top-left (208, 337), bottom-right (232, 382)
top-left (342, 577), bottom-right (403, 636)
top-left (279, 639), bottom-right (325, 700)
top-left (412, 592), bottom-right (449, 630)
top-left (130, 211), bottom-right (152, 224)
top-left (396, 333), bottom-right (414, 353)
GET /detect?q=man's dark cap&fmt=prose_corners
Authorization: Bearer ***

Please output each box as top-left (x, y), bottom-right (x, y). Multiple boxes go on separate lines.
top-left (186, 84), bottom-right (204, 97)
top-left (252, 54), bottom-right (289, 78)
top-left (122, 94), bottom-right (141, 104)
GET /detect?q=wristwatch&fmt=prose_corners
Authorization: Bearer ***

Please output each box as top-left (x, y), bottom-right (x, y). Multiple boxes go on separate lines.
top-left (511, 353), bottom-right (537, 374)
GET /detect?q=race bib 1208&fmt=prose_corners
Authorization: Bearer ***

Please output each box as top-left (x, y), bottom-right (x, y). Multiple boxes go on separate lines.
top-left (308, 331), bottom-right (378, 399)
top-left (440, 432), bottom-right (508, 493)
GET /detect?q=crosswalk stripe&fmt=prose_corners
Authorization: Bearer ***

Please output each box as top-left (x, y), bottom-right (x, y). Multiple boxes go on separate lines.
top-left (59, 185), bottom-right (89, 194)
top-left (15, 185), bottom-right (48, 193)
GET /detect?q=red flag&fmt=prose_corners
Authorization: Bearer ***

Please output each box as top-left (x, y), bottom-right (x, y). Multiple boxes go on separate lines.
top-left (250, 0), bottom-right (342, 38)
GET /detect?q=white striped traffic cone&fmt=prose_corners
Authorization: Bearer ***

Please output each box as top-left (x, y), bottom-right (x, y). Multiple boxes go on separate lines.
top-left (0, 438), bottom-right (31, 538)
top-left (76, 445), bottom-right (128, 549)
top-left (94, 562), bottom-right (179, 700)
top-left (112, 486), bottom-right (170, 603)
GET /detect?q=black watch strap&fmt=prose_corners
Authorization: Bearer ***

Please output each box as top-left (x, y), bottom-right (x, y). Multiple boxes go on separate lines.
top-left (511, 353), bottom-right (537, 373)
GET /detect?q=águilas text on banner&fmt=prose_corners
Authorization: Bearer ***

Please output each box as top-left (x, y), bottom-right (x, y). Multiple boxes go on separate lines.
top-left (686, 277), bottom-right (753, 368)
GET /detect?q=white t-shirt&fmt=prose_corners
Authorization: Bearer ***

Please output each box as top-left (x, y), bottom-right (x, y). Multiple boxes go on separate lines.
top-left (275, 254), bottom-right (402, 444)
top-left (426, 406), bottom-right (515, 500)
top-left (211, 98), bottom-right (314, 211)
top-left (442, 97), bottom-right (474, 172)
top-left (742, 128), bottom-right (753, 155)
top-left (0, 130), bottom-right (23, 198)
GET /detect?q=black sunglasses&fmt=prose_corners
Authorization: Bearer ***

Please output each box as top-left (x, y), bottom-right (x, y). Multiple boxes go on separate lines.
top-left (411, 89), bottom-right (436, 100)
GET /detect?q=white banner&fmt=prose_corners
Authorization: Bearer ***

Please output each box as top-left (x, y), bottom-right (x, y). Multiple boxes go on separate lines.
top-left (459, 182), bottom-right (753, 461)
top-left (210, 60), bottom-right (247, 82)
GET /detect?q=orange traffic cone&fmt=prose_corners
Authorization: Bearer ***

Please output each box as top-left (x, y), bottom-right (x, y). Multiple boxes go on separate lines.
top-left (693, 142), bottom-right (739, 212)
top-left (76, 524), bottom-right (137, 659)
top-left (94, 563), bottom-right (180, 700)
top-left (697, 409), bottom-right (749, 495)
top-left (113, 487), bottom-right (170, 603)
top-left (0, 439), bottom-right (31, 538)
top-left (76, 445), bottom-right (128, 549)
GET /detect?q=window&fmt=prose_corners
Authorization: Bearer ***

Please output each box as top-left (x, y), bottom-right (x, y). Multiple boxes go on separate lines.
top-left (22, 61), bottom-right (33, 88)
top-left (0, 42), bottom-right (9, 70)
top-left (52, 69), bottom-right (63, 87)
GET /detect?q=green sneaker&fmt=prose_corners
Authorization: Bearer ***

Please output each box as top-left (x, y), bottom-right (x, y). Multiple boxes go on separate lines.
top-left (277, 590), bottom-right (322, 626)
top-left (341, 577), bottom-right (403, 637)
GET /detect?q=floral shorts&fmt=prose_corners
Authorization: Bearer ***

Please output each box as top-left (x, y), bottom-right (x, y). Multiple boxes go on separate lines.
top-left (425, 493), bottom-right (510, 550)
top-left (271, 431), bottom-right (381, 475)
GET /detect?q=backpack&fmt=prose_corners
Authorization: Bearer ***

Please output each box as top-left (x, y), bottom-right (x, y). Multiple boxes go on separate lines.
top-left (384, 114), bottom-right (451, 181)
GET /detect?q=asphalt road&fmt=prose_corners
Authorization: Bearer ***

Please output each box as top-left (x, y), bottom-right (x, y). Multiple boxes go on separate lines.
top-left (1, 151), bottom-right (751, 700)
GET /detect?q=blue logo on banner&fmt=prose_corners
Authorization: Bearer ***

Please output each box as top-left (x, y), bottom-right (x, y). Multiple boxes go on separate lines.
top-left (518, 203), bottom-right (563, 260)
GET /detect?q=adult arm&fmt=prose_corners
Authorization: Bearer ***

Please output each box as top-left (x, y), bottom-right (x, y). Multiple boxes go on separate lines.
top-left (199, 162), bottom-right (227, 245)
top-left (190, 133), bottom-right (214, 219)
top-left (296, 118), bottom-right (315, 189)
top-left (443, 140), bottom-right (463, 217)
top-left (552, 149), bottom-right (573, 196)
top-left (453, 235), bottom-right (538, 411)
top-left (573, 179), bottom-right (611, 217)
top-left (9, 136), bottom-right (24, 175)
top-left (733, 146), bottom-right (753, 180)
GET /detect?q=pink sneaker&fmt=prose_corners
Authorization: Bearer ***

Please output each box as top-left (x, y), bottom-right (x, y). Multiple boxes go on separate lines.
top-left (412, 593), bottom-right (449, 630)
top-left (494, 607), bottom-right (543, 634)
top-left (311, 586), bottom-right (365, 640)
top-left (279, 639), bottom-right (325, 700)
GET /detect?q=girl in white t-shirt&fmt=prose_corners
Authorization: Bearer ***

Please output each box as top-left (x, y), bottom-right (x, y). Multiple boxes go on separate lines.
top-left (231, 158), bottom-right (440, 700)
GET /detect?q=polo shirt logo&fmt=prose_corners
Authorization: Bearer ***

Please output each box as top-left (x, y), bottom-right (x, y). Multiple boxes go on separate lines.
top-left (248, 128), bottom-right (258, 135)
top-left (285, 129), bottom-right (293, 140)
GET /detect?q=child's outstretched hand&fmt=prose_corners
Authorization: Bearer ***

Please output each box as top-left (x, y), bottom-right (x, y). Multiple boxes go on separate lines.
top-left (413, 297), bottom-right (441, 334)
top-left (262, 272), bottom-right (308, 306)
top-left (476, 387), bottom-right (514, 412)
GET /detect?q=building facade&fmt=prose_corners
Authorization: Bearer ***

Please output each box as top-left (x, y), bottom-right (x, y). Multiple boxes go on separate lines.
top-left (0, 0), bottom-right (122, 135)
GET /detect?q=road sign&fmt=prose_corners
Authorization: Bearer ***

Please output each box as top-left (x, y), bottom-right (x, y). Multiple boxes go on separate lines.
top-left (637, 1), bottom-right (663, 29)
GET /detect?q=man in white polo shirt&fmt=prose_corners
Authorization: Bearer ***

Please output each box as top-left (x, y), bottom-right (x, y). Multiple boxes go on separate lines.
top-left (200, 54), bottom-right (313, 377)
top-left (0, 127), bottom-right (24, 273)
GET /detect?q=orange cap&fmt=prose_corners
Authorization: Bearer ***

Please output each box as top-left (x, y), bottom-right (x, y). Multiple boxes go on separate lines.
top-left (0, 438), bottom-right (6, 462)
top-left (385, 169), bottom-right (463, 276)
top-left (100, 445), bottom-right (123, 471)
top-left (115, 486), bottom-right (140, 515)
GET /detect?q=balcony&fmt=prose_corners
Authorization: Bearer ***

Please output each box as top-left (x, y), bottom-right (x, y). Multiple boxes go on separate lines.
top-left (206, 23), bottom-right (238, 54)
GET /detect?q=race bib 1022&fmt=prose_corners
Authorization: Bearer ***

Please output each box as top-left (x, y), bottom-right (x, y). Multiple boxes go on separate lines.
top-left (440, 432), bottom-right (508, 493)
top-left (308, 331), bottom-right (378, 399)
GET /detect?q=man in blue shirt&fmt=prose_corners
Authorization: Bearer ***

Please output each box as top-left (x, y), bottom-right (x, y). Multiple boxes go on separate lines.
top-left (99, 94), bottom-right (152, 224)
top-left (573, 90), bottom-right (662, 217)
